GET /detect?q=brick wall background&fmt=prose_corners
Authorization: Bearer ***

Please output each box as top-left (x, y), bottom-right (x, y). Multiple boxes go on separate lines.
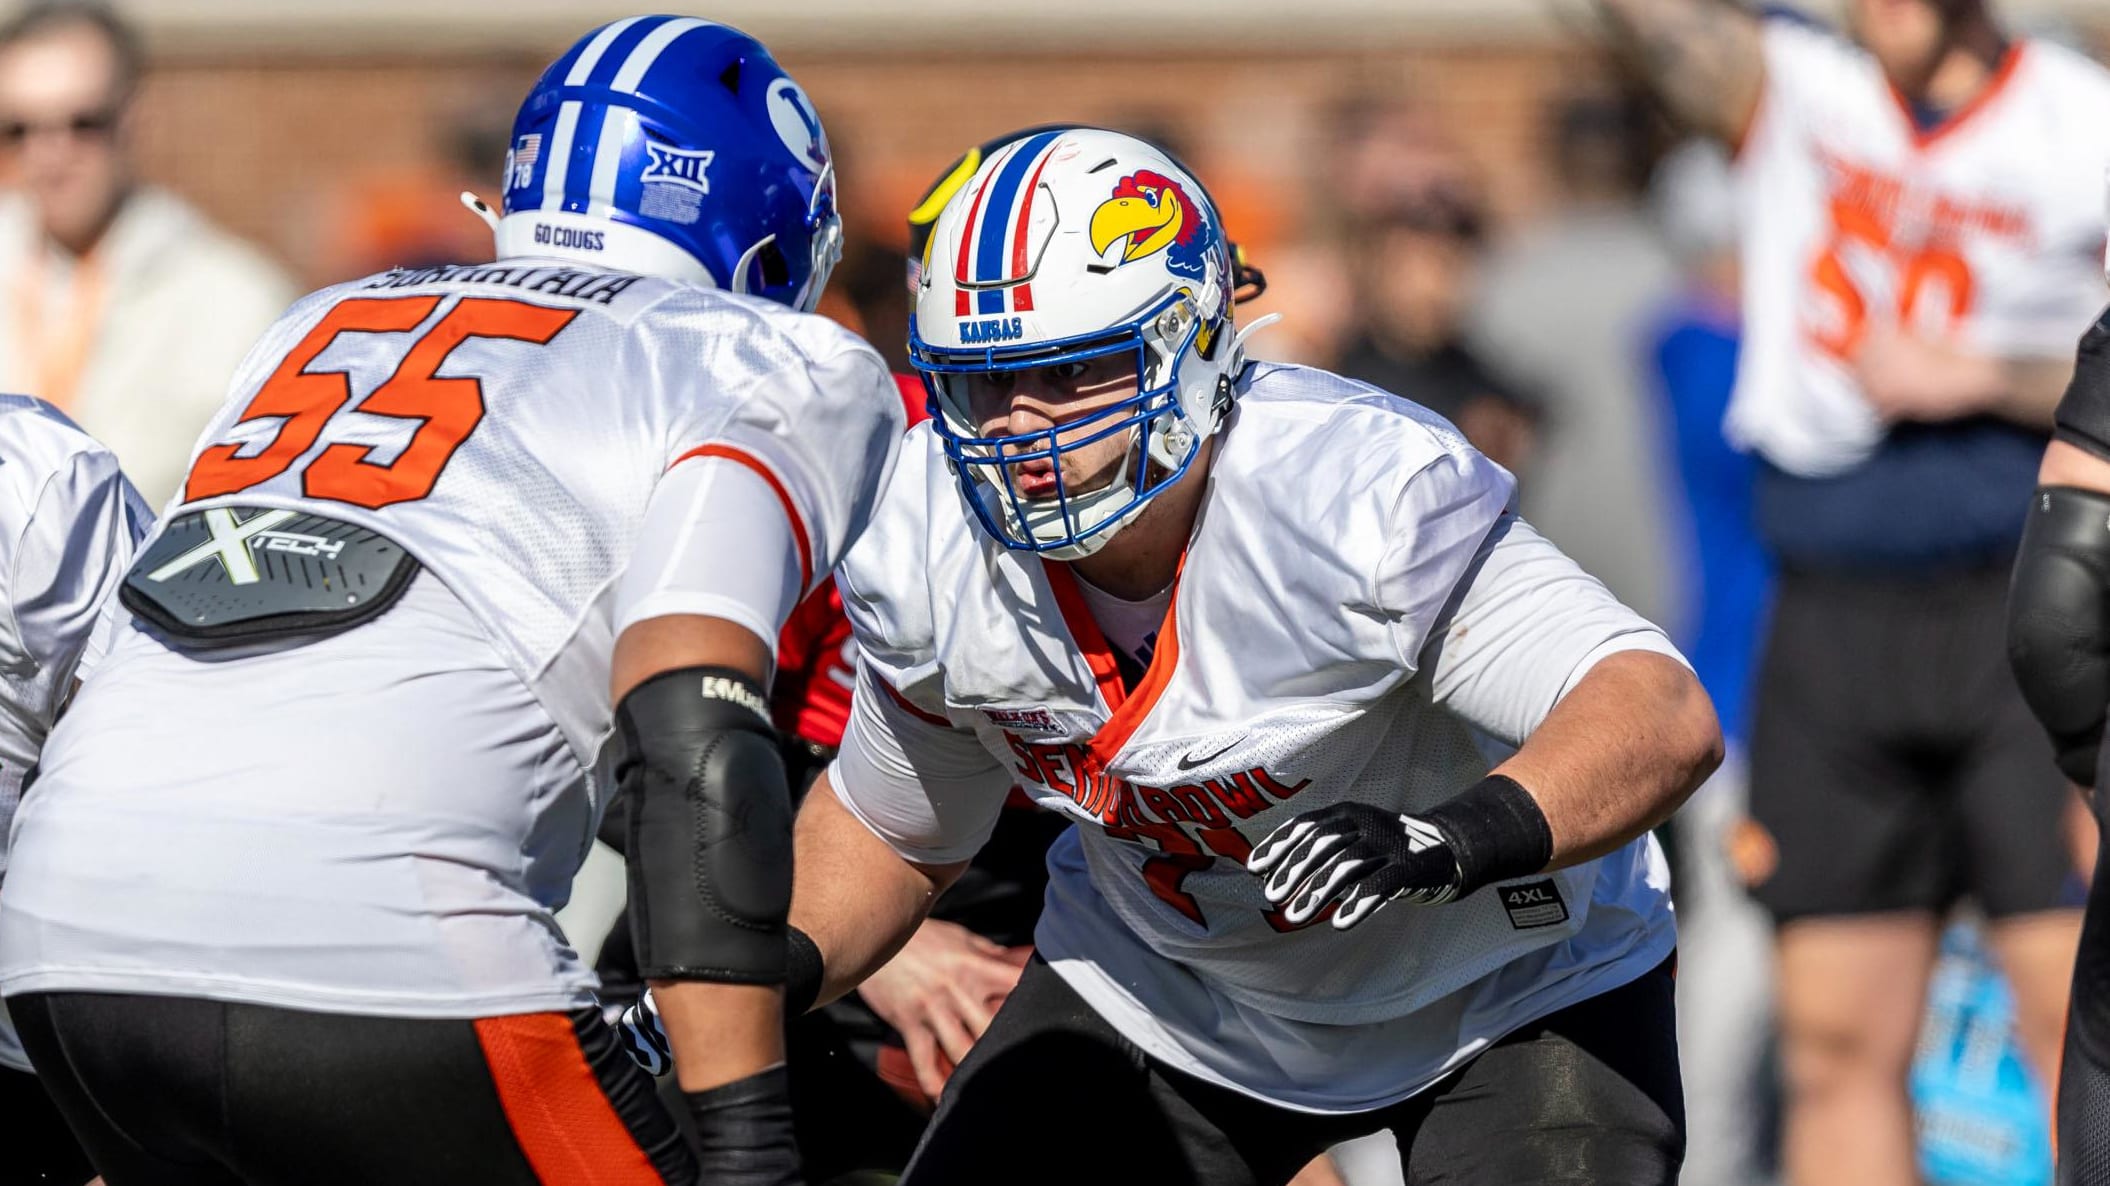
top-left (82, 19), bottom-right (2110, 344)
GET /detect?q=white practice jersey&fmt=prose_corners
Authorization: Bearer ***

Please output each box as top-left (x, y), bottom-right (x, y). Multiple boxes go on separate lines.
top-left (0, 262), bottom-right (902, 1019)
top-left (0, 396), bottom-right (146, 1070)
top-left (1731, 20), bottom-right (2110, 476)
top-left (830, 361), bottom-right (1682, 1112)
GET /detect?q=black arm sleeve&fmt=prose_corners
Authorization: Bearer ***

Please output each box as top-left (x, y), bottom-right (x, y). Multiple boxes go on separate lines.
top-left (618, 666), bottom-right (794, 983)
top-left (2008, 485), bottom-right (2110, 787)
top-left (2053, 305), bottom-right (2110, 461)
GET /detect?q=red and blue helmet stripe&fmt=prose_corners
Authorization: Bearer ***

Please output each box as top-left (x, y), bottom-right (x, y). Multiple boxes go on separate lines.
top-left (950, 129), bottom-right (1064, 317)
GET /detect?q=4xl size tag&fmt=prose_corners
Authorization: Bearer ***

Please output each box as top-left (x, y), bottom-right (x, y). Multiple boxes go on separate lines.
top-left (1498, 878), bottom-right (1569, 929)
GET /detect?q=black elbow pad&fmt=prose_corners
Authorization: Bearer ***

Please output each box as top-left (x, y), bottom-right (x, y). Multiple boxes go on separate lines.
top-left (2008, 485), bottom-right (2110, 786)
top-left (618, 667), bottom-right (793, 984)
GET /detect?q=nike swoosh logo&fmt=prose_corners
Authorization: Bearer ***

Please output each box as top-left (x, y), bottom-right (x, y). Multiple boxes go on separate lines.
top-left (1176, 736), bottom-right (1246, 771)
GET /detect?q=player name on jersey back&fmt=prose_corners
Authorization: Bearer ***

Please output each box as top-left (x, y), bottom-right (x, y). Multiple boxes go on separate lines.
top-left (362, 262), bottom-right (645, 305)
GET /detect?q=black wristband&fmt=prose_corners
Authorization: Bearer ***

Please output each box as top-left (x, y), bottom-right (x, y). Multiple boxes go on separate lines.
top-left (784, 925), bottom-right (823, 1019)
top-left (685, 1064), bottom-right (800, 1186)
top-left (1421, 774), bottom-right (1555, 899)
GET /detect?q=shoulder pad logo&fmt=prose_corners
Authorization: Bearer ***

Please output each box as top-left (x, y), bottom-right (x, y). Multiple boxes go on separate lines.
top-left (959, 316), bottom-right (1024, 344)
top-left (641, 144), bottom-right (716, 194)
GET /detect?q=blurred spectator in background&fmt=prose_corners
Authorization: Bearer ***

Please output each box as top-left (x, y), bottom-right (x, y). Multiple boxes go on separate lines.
top-left (1596, 0), bottom-right (2107, 1183)
top-left (1647, 139), bottom-right (1778, 1186)
top-left (0, 1), bottom-right (292, 507)
top-left (1467, 85), bottom-right (1679, 627)
top-left (1332, 187), bottom-right (1538, 474)
top-left (1326, 99), bottom-right (1538, 473)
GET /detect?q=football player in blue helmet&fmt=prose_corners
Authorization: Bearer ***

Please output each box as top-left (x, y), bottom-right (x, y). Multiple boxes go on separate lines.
top-left (488, 15), bottom-right (840, 311)
top-left (0, 16), bottom-right (893, 1186)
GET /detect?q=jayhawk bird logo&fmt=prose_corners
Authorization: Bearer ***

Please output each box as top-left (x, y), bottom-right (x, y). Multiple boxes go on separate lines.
top-left (1088, 170), bottom-right (1213, 281)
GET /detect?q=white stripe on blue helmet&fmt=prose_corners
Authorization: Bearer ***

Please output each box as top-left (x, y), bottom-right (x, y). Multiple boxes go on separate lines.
top-left (497, 15), bottom-right (841, 311)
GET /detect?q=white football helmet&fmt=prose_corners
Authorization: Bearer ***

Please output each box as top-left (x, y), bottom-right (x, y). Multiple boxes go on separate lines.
top-left (910, 128), bottom-right (1245, 559)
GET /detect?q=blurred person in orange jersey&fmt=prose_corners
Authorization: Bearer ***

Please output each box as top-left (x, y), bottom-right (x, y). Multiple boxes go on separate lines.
top-left (0, 1), bottom-right (292, 507)
top-left (1594, 0), bottom-right (2110, 1183)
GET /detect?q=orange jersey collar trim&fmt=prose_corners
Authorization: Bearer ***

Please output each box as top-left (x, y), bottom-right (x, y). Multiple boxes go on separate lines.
top-left (1041, 557), bottom-right (1185, 771)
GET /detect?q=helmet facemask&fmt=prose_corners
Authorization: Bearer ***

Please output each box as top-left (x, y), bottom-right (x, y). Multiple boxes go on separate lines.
top-left (916, 289), bottom-right (1225, 560)
top-left (910, 127), bottom-right (1250, 560)
top-left (733, 159), bottom-right (843, 313)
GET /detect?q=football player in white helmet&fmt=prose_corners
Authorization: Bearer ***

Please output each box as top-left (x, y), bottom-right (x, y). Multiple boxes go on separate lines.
top-left (735, 126), bottom-right (1722, 1184)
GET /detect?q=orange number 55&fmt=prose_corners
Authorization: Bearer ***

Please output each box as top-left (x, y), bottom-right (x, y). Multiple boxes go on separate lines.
top-left (184, 295), bottom-right (578, 509)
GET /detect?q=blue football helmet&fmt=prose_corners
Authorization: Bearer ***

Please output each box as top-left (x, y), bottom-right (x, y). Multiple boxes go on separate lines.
top-left (494, 16), bottom-right (841, 310)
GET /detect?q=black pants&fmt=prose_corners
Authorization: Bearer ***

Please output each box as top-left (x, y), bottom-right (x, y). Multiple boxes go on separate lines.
top-left (902, 955), bottom-right (1684, 1186)
top-left (1749, 567), bottom-right (2074, 921)
top-left (0, 1064), bottom-right (95, 1185)
top-left (10, 993), bottom-right (694, 1186)
top-left (2062, 791), bottom-right (2110, 1186)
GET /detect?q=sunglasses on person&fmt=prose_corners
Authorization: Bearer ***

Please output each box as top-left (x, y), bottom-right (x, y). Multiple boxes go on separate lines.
top-left (0, 107), bottom-right (119, 146)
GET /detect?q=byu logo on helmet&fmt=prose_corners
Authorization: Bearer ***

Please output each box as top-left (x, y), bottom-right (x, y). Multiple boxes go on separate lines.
top-left (493, 15), bottom-right (842, 311)
top-left (909, 128), bottom-right (1245, 560)
top-left (766, 78), bottom-right (828, 173)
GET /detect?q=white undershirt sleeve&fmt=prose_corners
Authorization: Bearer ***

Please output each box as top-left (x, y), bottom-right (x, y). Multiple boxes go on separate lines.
top-left (827, 658), bottom-right (1013, 866)
top-left (1422, 515), bottom-right (1689, 748)
top-left (613, 453), bottom-right (805, 650)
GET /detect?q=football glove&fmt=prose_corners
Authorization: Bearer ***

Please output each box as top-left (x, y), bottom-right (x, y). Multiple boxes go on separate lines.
top-left (1248, 801), bottom-right (1464, 929)
top-left (615, 989), bottom-right (673, 1076)
top-left (1248, 777), bottom-right (1554, 931)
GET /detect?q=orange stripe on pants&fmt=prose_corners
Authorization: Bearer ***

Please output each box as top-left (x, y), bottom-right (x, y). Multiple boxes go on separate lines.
top-left (474, 1013), bottom-right (667, 1186)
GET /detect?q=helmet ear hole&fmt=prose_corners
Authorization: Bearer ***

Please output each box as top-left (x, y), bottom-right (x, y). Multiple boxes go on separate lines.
top-left (756, 241), bottom-right (792, 292)
top-left (718, 60), bottom-right (743, 94)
